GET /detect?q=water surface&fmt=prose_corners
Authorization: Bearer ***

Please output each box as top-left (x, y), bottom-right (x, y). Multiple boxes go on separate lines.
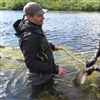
top-left (0, 11), bottom-right (100, 100)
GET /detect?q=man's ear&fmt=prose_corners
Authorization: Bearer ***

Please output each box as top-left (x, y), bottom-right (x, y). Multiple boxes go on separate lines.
top-left (26, 15), bottom-right (32, 20)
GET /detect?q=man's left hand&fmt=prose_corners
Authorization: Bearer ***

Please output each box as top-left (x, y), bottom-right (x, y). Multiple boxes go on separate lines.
top-left (55, 46), bottom-right (61, 51)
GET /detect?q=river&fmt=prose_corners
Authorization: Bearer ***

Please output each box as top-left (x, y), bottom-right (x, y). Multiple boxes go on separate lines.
top-left (1, 11), bottom-right (100, 51)
top-left (0, 11), bottom-right (100, 100)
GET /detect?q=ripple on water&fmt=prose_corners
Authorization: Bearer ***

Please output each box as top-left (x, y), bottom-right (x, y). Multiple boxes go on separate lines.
top-left (0, 68), bottom-right (29, 100)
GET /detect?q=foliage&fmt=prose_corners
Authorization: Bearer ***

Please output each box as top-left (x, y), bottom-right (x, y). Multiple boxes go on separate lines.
top-left (0, 0), bottom-right (100, 11)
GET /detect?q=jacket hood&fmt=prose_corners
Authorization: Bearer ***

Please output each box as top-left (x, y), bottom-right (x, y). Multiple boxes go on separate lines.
top-left (13, 19), bottom-right (42, 38)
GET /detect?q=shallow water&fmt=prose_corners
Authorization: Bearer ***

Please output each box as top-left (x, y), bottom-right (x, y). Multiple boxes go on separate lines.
top-left (0, 47), bottom-right (100, 100)
top-left (0, 11), bottom-right (100, 100)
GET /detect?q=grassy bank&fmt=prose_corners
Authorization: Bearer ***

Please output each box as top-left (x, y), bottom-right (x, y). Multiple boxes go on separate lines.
top-left (0, 0), bottom-right (100, 11)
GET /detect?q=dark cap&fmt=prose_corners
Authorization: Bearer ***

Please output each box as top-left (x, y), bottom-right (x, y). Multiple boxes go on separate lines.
top-left (23, 2), bottom-right (48, 16)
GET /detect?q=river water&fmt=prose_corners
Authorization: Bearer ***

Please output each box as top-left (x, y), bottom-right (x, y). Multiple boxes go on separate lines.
top-left (0, 11), bottom-right (100, 100)
top-left (1, 11), bottom-right (100, 51)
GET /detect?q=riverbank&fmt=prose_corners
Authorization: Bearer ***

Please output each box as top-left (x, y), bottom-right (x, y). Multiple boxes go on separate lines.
top-left (0, 0), bottom-right (100, 11)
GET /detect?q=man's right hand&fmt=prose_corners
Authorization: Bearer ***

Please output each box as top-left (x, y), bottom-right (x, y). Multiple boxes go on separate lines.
top-left (86, 58), bottom-right (97, 68)
top-left (58, 67), bottom-right (66, 76)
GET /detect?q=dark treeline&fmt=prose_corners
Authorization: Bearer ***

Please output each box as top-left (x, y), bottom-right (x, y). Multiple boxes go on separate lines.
top-left (0, 0), bottom-right (100, 11)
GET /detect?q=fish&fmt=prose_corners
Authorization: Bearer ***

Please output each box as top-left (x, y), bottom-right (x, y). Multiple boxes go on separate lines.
top-left (73, 68), bottom-right (87, 86)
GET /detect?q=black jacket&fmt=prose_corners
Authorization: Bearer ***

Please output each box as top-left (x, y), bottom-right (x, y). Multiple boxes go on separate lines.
top-left (13, 19), bottom-right (59, 85)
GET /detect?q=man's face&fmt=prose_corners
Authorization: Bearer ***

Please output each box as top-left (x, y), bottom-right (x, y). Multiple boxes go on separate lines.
top-left (32, 14), bottom-right (44, 25)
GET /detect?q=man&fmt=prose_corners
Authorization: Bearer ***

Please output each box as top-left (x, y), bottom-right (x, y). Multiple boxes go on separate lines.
top-left (13, 2), bottom-right (66, 99)
top-left (85, 42), bottom-right (100, 75)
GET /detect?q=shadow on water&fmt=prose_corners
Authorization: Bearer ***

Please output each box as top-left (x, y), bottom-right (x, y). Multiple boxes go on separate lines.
top-left (0, 47), bottom-right (100, 100)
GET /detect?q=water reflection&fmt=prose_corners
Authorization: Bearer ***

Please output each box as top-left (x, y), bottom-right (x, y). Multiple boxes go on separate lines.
top-left (0, 68), bottom-right (29, 100)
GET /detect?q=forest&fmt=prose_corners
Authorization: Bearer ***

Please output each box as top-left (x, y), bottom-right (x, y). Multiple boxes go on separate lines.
top-left (0, 0), bottom-right (100, 11)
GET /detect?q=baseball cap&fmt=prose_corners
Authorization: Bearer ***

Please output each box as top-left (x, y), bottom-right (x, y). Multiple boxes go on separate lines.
top-left (23, 2), bottom-right (48, 16)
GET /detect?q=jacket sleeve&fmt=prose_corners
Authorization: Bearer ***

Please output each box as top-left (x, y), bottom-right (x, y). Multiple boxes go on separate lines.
top-left (21, 32), bottom-right (59, 74)
top-left (49, 43), bottom-right (55, 50)
top-left (94, 48), bottom-right (100, 58)
top-left (92, 42), bottom-right (100, 59)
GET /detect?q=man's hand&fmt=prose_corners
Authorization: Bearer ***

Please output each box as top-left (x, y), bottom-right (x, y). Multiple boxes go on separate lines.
top-left (86, 58), bottom-right (97, 68)
top-left (85, 67), bottom-right (94, 75)
top-left (58, 67), bottom-right (66, 76)
top-left (55, 46), bottom-right (61, 51)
